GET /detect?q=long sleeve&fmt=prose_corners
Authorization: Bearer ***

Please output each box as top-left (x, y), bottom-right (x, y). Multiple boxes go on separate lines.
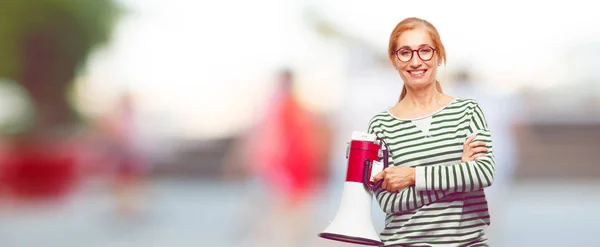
top-left (414, 103), bottom-right (496, 192)
top-left (374, 182), bottom-right (447, 213)
top-left (368, 116), bottom-right (447, 214)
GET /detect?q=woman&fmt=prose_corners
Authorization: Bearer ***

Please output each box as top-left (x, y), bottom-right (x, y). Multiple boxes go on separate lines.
top-left (370, 17), bottom-right (496, 246)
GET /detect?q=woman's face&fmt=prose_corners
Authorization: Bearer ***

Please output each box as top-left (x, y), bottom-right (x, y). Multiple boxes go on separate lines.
top-left (393, 28), bottom-right (439, 89)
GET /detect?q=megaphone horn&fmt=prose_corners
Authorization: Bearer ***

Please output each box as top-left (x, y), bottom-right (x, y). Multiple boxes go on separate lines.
top-left (318, 131), bottom-right (389, 246)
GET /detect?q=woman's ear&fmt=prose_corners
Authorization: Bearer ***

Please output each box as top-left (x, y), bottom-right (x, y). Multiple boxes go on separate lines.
top-left (390, 56), bottom-right (399, 70)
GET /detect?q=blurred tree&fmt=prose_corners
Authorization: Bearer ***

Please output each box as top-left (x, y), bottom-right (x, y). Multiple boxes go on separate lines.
top-left (0, 0), bottom-right (120, 201)
top-left (0, 0), bottom-right (120, 137)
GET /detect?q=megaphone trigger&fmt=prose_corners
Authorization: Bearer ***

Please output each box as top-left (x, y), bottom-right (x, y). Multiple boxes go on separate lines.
top-left (370, 160), bottom-right (384, 183)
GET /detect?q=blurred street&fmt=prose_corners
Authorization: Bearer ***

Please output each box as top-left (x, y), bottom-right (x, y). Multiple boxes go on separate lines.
top-left (1, 178), bottom-right (600, 247)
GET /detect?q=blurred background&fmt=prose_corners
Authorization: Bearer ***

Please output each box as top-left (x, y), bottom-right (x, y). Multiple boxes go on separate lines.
top-left (0, 0), bottom-right (599, 246)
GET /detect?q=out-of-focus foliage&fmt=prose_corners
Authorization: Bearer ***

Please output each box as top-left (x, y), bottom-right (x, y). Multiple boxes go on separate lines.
top-left (0, 0), bottom-right (121, 80)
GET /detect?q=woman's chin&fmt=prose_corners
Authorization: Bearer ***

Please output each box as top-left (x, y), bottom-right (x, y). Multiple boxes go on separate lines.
top-left (405, 79), bottom-right (435, 89)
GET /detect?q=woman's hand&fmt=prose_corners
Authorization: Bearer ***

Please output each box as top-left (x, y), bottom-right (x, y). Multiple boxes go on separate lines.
top-left (462, 134), bottom-right (488, 162)
top-left (373, 166), bottom-right (415, 192)
top-left (372, 135), bottom-right (488, 193)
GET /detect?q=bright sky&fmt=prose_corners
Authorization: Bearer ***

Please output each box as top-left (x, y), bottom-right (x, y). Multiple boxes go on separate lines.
top-left (76, 0), bottom-right (600, 140)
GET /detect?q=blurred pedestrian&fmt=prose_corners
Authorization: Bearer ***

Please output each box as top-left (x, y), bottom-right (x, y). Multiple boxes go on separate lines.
top-left (223, 69), bottom-right (333, 247)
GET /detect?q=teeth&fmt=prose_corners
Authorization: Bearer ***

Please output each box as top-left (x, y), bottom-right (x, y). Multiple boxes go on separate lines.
top-left (410, 70), bottom-right (425, 75)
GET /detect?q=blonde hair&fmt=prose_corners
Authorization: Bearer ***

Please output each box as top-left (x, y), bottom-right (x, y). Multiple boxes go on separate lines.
top-left (388, 17), bottom-right (447, 101)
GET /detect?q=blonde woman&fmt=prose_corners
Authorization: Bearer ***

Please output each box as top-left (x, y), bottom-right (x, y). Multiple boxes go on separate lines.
top-left (370, 17), bottom-right (496, 246)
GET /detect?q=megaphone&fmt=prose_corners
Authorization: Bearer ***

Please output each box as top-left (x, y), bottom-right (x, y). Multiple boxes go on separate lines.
top-left (318, 131), bottom-right (390, 246)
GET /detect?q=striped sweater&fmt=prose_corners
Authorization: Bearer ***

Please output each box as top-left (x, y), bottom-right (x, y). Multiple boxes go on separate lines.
top-left (367, 98), bottom-right (496, 247)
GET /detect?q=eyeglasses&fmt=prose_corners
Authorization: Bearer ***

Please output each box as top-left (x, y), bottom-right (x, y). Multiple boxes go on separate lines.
top-left (394, 46), bottom-right (436, 62)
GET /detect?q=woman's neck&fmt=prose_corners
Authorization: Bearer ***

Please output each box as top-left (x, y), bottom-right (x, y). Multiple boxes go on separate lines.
top-left (401, 83), bottom-right (446, 109)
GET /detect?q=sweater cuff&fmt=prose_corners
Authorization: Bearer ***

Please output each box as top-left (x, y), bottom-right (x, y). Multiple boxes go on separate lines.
top-left (415, 166), bottom-right (427, 191)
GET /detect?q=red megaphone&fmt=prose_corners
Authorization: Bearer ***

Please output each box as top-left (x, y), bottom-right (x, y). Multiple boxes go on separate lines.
top-left (319, 131), bottom-right (390, 246)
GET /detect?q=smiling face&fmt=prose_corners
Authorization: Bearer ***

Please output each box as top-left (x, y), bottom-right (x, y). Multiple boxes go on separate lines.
top-left (393, 28), bottom-right (440, 89)
top-left (387, 18), bottom-right (447, 97)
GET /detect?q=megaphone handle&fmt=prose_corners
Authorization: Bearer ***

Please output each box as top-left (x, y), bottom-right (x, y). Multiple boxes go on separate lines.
top-left (363, 159), bottom-right (383, 191)
top-left (377, 137), bottom-right (390, 169)
top-left (382, 149), bottom-right (389, 168)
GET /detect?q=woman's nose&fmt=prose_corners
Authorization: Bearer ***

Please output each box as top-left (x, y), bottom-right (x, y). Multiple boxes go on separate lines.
top-left (410, 51), bottom-right (422, 67)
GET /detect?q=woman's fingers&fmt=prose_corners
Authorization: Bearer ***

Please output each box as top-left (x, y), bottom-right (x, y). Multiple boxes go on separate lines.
top-left (381, 175), bottom-right (389, 190)
top-left (373, 171), bottom-right (384, 183)
top-left (470, 153), bottom-right (486, 160)
top-left (469, 141), bottom-right (486, 148)
top-left (463, 135), bottom-right (477, 147)
top-left (470, 147), bottom-right (489, 155)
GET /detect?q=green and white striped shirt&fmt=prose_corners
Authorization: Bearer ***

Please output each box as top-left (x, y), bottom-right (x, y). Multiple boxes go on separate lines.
top-left (367, 98), bottom-right (496, 247)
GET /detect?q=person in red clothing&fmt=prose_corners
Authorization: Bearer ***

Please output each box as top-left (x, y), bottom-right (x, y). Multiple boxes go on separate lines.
top-left (257, 71), bottom-right (320, 203)
top-left (223, 69), bottom-right (333, 246)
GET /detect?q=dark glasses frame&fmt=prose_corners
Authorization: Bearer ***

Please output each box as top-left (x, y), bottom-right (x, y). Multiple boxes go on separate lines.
top-left (394, 46), bottom-right (437, 62)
